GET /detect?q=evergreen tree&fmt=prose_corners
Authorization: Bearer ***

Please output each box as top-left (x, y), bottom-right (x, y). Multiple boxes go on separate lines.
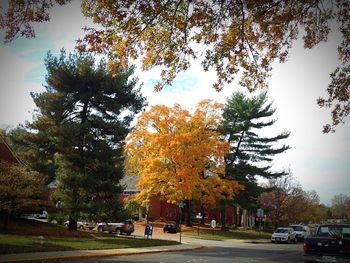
top-left (221, 91), bottom-right (290, 229)
top-left (9, 126), bottom-right (56, 184)
top-left (23, 50), bottom-right (146, 230)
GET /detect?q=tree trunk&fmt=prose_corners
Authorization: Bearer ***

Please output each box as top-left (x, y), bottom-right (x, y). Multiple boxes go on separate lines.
top-left (220, 200), bottom-right (226, 231)
top-left (184, 200), bottom-right (192, 227)
top-left (3, 210), bottom-right (10, 230)
top-left (200, 205), bottom-right (205, 225)
top-left (68, 215), bottom-right (77, 231)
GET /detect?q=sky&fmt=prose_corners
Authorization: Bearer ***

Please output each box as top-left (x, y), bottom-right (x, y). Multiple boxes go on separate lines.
top-left (0, 1), bottom-right (349, 205)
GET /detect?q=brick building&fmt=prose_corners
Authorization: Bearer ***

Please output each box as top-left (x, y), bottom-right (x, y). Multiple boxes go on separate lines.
top-left (120, 175), bottom-right (241, 226)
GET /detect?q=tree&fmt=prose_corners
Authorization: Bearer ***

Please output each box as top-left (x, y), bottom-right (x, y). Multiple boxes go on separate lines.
top-left (125, 101), bottom-right (243, 226)
top-left (345, 197), bottom-right (350, 219)
top-left (331, 193), bottom-right (348, 219)
top-left (220, 91), bottom-right (289, 228)
top-left (23, 50), bottom-right (146, 230)
top-left (0, 131), bottom-right (47, 229)
top-left (258, 174), bottom-right (308, 228)
top-left (0, 161), bottom-right (46, 228)
top-left (8, 126), bottom-right (57, 184)
top-left (0, 1), bottom-right (70, 42)
top-left (1, 1), bottom-right (349, 132)
top-left (303, 190), bottom-right (328, 223)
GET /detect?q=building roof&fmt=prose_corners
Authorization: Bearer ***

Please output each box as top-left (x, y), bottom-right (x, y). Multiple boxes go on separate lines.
top-left (0, 136), bottom-right (20, 164)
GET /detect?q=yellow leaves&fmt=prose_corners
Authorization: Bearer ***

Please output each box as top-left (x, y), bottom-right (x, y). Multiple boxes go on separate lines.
top-left (125, 100), bottom-right (242, 206)
top-left (141, 49), bottom-right (155, 70)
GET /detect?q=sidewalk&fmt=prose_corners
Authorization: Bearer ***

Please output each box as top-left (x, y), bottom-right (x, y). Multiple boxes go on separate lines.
top-left (0, 243), bottom-right (203, 263)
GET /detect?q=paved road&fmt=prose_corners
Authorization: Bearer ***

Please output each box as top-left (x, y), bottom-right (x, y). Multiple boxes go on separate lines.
top-left (61, 238), bottom-right (304, 263)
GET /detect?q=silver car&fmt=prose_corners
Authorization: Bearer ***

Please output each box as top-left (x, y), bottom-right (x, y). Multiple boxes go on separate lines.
top-left (271, 227), bottom-right (297, 243)
top-left (64, 221), bottom-right (95, 230)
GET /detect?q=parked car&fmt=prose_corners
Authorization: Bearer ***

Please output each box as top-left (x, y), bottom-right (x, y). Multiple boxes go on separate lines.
top-left (34, 210), bottom-right (48, 219)
top-left (96, 220), bottom-right (134, 235)
top-left (303, 224), bottom-right (350, 263)
top-left (289, 224), bottom-right (310, 241)
top-left (163, 222), bottom-right (179, 233)
top-left (271, 227), bottom-right (297, 243)
top-left (64, 221), bottom-right (96, 230)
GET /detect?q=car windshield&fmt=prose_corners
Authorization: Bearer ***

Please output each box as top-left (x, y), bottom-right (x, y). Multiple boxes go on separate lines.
top-left (275, 229), bottom-right (288, 233)
top-left (319, 225), bottom-right (350, 237)
top-left (290, 226), bottom-right (303, 231)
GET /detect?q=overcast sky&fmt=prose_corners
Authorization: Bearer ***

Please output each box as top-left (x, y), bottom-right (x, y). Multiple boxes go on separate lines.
top-left (0, 1), bottom-right (349, 205)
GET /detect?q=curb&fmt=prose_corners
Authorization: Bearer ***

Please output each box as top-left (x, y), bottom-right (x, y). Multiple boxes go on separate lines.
top-left (0, 244), bottom-right (204, 263)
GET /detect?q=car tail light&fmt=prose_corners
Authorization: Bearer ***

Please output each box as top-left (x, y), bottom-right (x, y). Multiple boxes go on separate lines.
top-left (303, 242), bottom-right (308, 252)
top-left (346, 244), bottom-right (350, 255)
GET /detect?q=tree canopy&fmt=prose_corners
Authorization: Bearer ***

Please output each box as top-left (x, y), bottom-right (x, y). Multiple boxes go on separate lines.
top-left (258, 174), bottom-right (308, 227)
top-left (221, 91), bottom-right (290, 210)
top-left (125, 100), bottom-right (243, 207)
top-left (1, 0), bottom-right (349, 132)
top-left (15, 50), bottom-right (146, 230)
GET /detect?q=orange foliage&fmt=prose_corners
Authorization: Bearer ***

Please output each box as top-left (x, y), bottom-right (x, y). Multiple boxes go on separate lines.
top-left (125, 100), bottom-right (242, 206)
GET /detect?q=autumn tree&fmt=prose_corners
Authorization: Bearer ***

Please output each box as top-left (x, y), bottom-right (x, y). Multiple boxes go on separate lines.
top-left (125, 101), bottom-right (243, 226)
top-left (220, 91), bottom-right (289, 228)
top-left (1, 0), bottom-right (349, 132)
top-left (345, 197), bottom-right (350, 219)
top-left (258, 174), bottom-right (308, 228)
top-left (330, 193), bottom-right (348, 219)
top-left (0, 133), bottom-right (46, 229)
top-left (21, 50), bottom-right (146, 230)
top-left (303, 190), bottom-right (328, 223)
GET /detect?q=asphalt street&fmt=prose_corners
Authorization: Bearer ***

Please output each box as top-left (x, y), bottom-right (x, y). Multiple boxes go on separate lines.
top-left (60, 237), bottom-right (304, 263)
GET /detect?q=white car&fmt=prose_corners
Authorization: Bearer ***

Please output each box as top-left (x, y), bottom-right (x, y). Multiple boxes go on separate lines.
top-left (34, 210), bottom-right (48, 219)
top-left (289, 224), bottom-right (310, 241)
top-left (271, 227), bottom-right (297, 243)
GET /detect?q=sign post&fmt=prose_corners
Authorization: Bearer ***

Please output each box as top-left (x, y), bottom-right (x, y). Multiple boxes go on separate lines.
top-left (196, 213), bottom-right (203, 236)
top-left (256, 208), bottom-right (264, 236)
top-left (210, 219), bottom-right (216, 235)
top-left (178, 201), bottom-right (185, 244)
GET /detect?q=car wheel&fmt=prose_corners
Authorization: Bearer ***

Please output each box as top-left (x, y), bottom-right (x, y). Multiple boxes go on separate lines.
top-left (79, 225), bottom-right (84, 230)
top-left (115, 228), bottom-right (121, 235)
top-left (287, 238), bottom-right (291, 244)
top-left (97, 226), bottom-right (103, 232)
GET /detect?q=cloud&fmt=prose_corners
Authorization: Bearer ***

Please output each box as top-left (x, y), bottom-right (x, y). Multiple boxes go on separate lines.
top-left (0, 45), bottom-right (39, 128)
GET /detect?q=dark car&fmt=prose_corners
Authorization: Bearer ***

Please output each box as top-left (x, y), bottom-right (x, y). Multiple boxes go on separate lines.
top-left (163, 222), bottom-right (179, 233)
top-left (303, 224), bottom-right (350, 263)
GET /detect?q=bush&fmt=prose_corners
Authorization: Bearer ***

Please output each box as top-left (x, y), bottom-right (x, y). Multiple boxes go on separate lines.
top-left (47, 211), bottom-right (66, 225)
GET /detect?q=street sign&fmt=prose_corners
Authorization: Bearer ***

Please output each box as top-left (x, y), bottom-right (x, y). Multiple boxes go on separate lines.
top-left (257, 208), bottom-right (264, 218)
top-left (210, 219), bottom-right (216, 229)
top-left (178, 201), bottom-right (185, 208)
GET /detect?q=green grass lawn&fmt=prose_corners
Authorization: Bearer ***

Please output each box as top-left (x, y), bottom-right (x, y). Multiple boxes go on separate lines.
top-left (184, 228), bottom-right (271, 240)
top-left (0, 234), bottom-right (178, 254)
top-left (0, 219), bottom-right (178, 254)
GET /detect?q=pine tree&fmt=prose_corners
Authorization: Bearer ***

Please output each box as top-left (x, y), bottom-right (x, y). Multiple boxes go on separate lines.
top-left (221, 91), bottom-right (290, 229)
top-left (20, 50), bottom-right (146, 230)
